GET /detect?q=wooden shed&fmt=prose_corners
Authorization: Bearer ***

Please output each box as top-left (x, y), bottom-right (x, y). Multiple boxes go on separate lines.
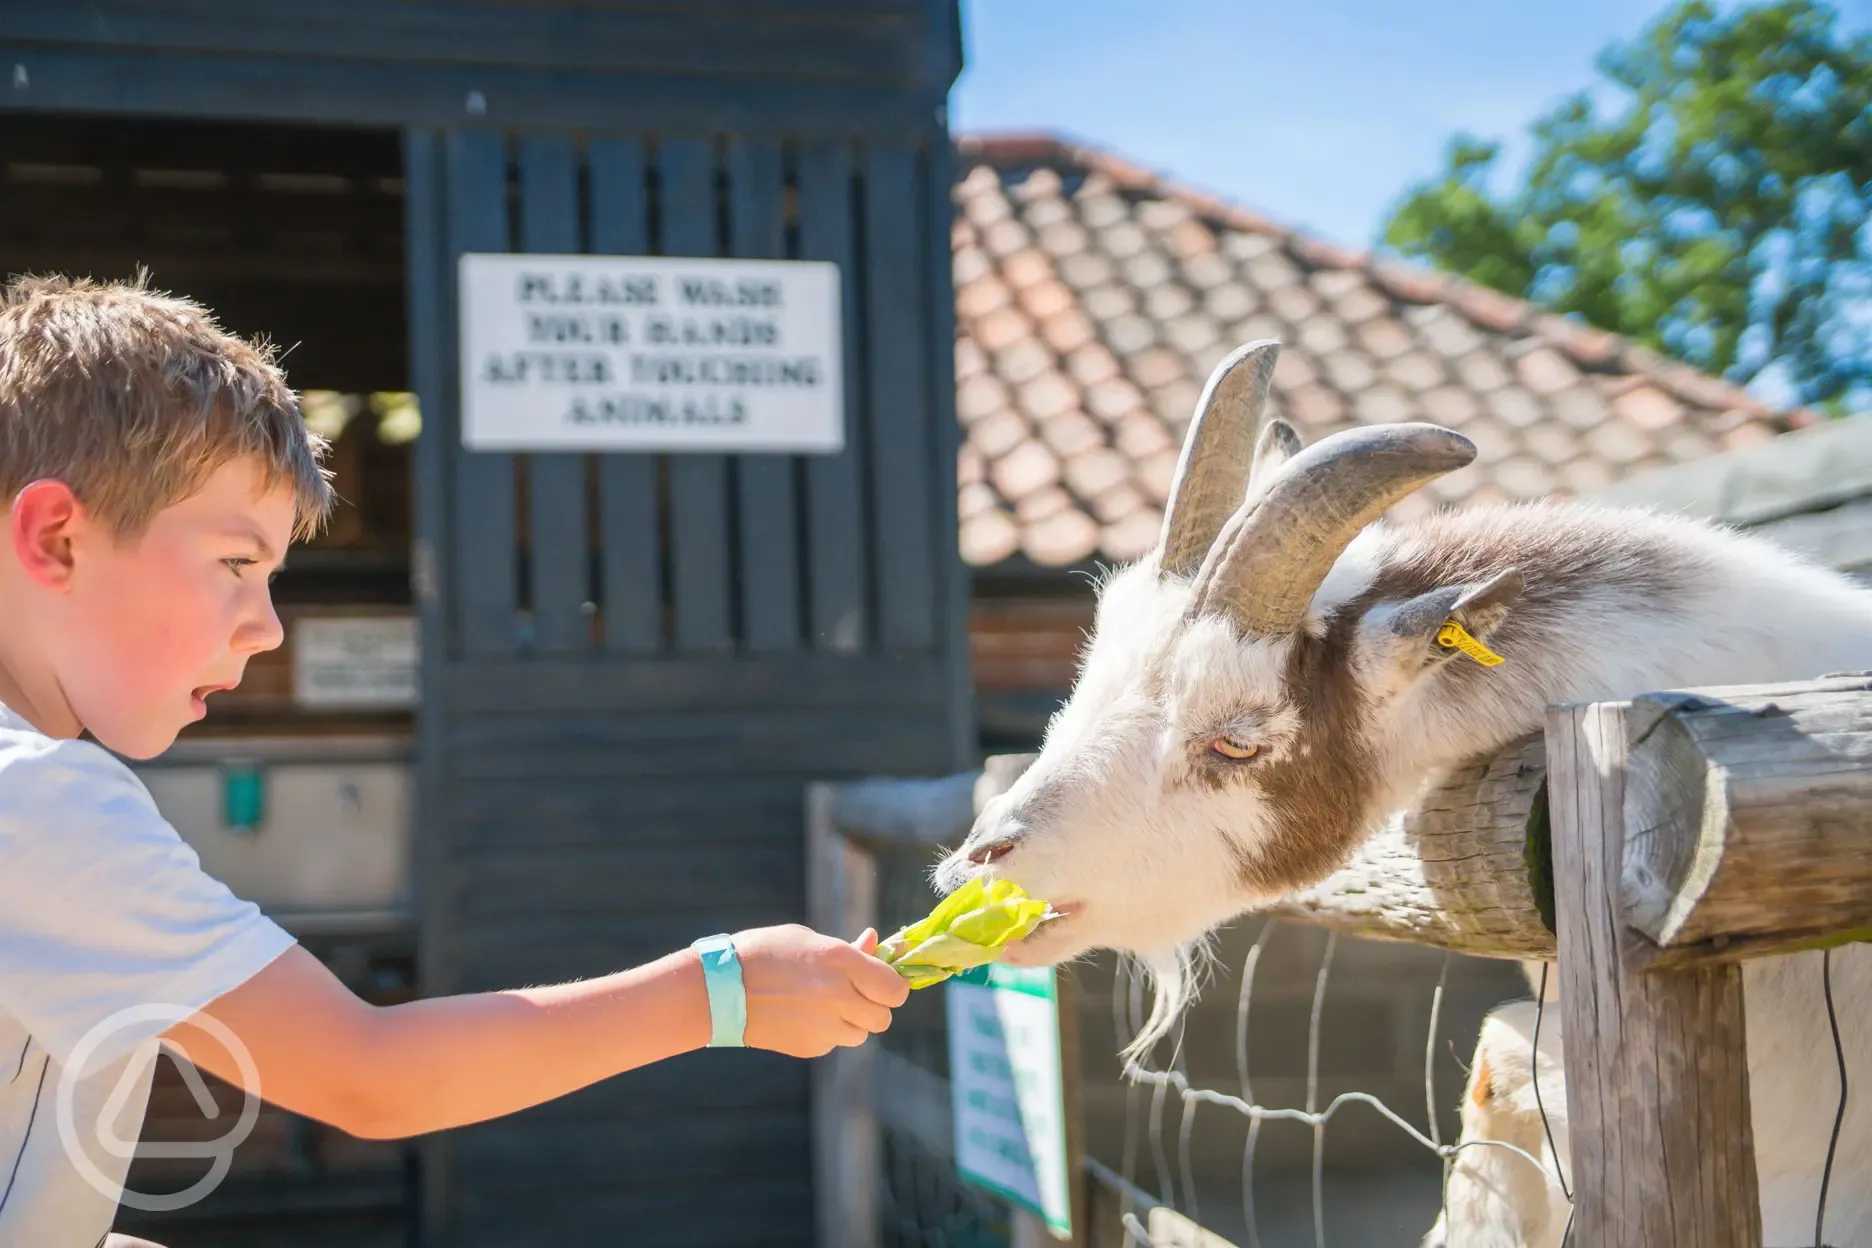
top-left (0, 5), bottom-right (968, 1245)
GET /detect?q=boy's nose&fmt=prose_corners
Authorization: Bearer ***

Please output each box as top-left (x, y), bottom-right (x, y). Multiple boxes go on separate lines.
top-left (235, 596), bottom-right (286, 653)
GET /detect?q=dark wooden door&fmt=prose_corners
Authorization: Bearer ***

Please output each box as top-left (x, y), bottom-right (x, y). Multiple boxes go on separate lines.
top-left (403, 126), bottom-right (969, 1245)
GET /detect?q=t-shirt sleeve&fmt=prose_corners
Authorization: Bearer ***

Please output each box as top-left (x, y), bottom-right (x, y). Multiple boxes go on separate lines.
top-left (0, 732), bottom-right (297, 1074)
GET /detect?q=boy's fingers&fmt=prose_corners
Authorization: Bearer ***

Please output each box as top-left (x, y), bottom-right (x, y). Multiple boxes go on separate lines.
top-left (851, 928), bottom-right (880, 955)
top-left (843, 998), bottom-right (894, 1035)
top-left (847, 948), bottom-right (911, 1006)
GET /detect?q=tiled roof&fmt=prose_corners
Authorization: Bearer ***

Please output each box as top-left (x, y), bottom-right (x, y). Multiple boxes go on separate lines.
top-left (951, 134), bottom-right (1820, 570)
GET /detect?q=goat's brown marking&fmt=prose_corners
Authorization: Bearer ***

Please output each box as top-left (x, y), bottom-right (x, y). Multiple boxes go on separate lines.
top-left (1231, 614), bottom-right (1380, 895)
top-left (1470, 1052), bottom-right (1494, 1110)
top-left (1223, 502), bottom-right (1716, 898)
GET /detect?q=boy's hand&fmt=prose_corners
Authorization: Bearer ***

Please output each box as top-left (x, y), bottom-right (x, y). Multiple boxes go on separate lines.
top-left (731, 924), bottom-right (910, 1058)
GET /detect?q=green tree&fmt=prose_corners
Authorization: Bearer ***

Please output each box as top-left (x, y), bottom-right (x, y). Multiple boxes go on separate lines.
top-left (1382, 0), bottom-right (1872, 410)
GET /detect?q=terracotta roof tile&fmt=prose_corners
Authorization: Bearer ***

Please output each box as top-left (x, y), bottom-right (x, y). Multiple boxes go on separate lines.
top-left (1020, 279), bottom-right (1075, 323)
top-left (959, 481), bottom-right (998, 519)
top-left (1387, 350), bottom-right (1447, 393)
top-left (957, 373), bottom-right (1009, 424)
top-left (1205, 282), bottom-right (1258, 322)
top-left (1323, 351), bottom-right (1376, 394)
top-left (1066, 447), bottom-right (1133, 500)
top-left (1031, 304), bottom-right (1087, 353)
top-left (1015, 484), bottom-right (1073, 524)
top-left (1066, 342), bottom-right (1121, 387)
top-left (1516, 346), bottom-right (1582, 396)
top-left (1057, 251), bottom-right (1112, 289)
top-left (1357, 316), bottom-right (1414, 361)
top-left (1354, 384), bottom-right (1414, 426)
top-left (1297, 317), bottom-right (1348, 357)
top-left (1143, 283), bottom-right (1194, 321)
top-left (997, 338), bottom-right (1051, 386)
top-left (993, 439), bottom-right (1061, 499)
top-left (1038, 407), bottom-right (1103, 458)
top-left (950, 134), bottom-right (1811, 569)
top-left (1454, 351), bottom-right (1512, 393)
top-left (1275, 349), bottom-right (1319, 391)
top-left (1087, 479), bottom-right (1146, 524)
top-left (1114, 411), bottom-right (1172, 459)
top-left (1182, 251), bottom-right (1234, 289)
top-left (1287, 384), bottom-right (1346, 428)
top-left (1103, 510), bottom-right (1163, 561)
top-left (1612, 384), bottom-right (1683, 432)
top-left (1267, 283), bottom-right (1321, 325)
top-left (961, 508), bottom-right (1022, 566)
top-left (1023, 508), bottom-right (1102, 566)
top-left (1002, 249), bottom-right (1052, 292)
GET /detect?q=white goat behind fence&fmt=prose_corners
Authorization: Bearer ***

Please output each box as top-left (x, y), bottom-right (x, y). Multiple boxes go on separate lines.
top-left (934, 338), bottom-right (1872, 1244)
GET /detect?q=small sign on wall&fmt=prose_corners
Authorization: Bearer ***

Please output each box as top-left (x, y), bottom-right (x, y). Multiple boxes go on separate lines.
top-left (947, 964), bottom-right (1074, 1240)
top-left (458, 253), bottom-right (844, 453)
top-left (292, 617), bottom-right (419, 710)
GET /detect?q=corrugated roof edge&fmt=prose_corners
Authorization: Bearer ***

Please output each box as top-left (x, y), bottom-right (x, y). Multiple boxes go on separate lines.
top-left (1589, 412), bottom-right (1872, 528)
top-left (955, 131), bottom-right (1821, 433)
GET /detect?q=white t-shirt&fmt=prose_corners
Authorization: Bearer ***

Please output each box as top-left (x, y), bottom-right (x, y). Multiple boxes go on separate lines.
top-left (0, 704), bottom-right (296, 1247)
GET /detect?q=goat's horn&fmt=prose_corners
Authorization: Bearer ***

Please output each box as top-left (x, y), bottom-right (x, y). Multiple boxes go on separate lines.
top-left (1248, 418), bottom-right (1304, 494)
top-left (1190, 423), bottom-right (1476, 635)
top-left (1158, 340), bottom-right (1281, 578)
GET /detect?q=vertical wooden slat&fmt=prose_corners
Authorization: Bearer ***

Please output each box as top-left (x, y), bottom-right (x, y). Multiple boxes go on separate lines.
top-left (659, 137), bottom-right (734, 651)
top-left (921, 130), bottom-right (974, 768)
top-left (402, 125), bottom-right (455, 1241)
top-left (796, 142), bottom-right (868, 654)
top-left (586, 137), bottom-right (663, 654)
top-left (861, 143), bottom-right (937, 650)
top-left (728, 137), bottom-right (801, 652)
top-left (517, 135), bottom-right (590, 654)
top-left (1548, 701), bottom-right (1760, 1248)
top-left (447, 129), bottom-right (518, 656)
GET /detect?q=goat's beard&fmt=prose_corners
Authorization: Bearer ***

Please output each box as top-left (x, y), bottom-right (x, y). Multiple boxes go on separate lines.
top-left (1119, 937), bottom-right (1216, 1067)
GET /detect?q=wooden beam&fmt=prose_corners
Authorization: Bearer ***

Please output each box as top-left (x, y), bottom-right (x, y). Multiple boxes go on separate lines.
top-left (1620, 674), bottom-right (1872, 969)
top-left (1548, 700), bottom-right (1760, 1248)
top-left (1260, 734), bottom-right (1555, 958)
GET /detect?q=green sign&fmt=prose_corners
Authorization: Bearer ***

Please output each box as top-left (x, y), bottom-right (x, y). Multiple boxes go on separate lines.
top-left (946, 964), bottom-right (1072, 1239)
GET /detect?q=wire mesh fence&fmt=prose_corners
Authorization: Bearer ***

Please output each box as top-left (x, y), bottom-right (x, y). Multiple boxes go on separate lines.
top-left (1101, 925), bottom-right (1556, 1247)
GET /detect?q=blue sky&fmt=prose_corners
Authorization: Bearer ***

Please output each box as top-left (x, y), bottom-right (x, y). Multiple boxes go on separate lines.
top-left (951, 0), bottom-right (1872, 252)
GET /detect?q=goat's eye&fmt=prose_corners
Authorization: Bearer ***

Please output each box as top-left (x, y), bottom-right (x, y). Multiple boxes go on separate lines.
top-left (1211, 736), bottom-right (1260, 761)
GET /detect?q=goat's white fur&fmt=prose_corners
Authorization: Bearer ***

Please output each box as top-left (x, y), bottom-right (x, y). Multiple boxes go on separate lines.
top-left (938, 493), bottom-right (1872, 1242)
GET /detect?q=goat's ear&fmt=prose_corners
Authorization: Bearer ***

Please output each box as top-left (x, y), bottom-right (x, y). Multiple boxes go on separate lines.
top-left (1354, 569), bottom-right (1524, 693)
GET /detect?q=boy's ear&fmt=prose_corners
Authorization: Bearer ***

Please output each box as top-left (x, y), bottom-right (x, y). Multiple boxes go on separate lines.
top-left (1355, 569), bottom-right (1524, 694)
top-left (10, 479), bottom-right (83, 590)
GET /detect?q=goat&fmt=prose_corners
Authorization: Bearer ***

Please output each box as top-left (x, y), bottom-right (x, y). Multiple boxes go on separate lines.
top-left (935, 340), bottom-right (1872, 1245)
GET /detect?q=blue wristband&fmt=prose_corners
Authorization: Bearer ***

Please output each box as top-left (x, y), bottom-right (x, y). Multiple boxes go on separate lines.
top-left (691, 933), bottom-right (747, 1048)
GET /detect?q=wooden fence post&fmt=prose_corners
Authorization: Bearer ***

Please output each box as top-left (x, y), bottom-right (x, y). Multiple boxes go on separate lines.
top-left (806, 783), bottom-right (882, 1248)
top-left (1546, 701), bottom-right (1761, 1247)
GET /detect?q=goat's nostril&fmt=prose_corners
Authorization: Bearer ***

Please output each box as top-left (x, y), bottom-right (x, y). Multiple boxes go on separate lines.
top-left (967, 840), bottom-right (1016, 867)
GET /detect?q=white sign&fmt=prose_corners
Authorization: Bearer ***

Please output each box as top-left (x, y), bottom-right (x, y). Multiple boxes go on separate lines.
top-left (947, 964), bottom-right (1073, 1239)
top-left (291, 617), bottom-right (419, 710)
top-left (458, 252), bottom-right (844, 453)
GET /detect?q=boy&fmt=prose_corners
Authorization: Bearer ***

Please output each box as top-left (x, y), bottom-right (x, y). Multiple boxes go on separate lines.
top-left (0, 274), bottom-right (909, 1248)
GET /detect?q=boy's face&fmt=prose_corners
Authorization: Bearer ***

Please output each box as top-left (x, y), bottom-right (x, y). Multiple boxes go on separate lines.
top-left (48, 456), bottom-right (293, 758)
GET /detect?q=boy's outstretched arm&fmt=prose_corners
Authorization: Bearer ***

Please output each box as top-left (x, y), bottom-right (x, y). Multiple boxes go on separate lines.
top-left (158, 924), bottom-right (908, 1140)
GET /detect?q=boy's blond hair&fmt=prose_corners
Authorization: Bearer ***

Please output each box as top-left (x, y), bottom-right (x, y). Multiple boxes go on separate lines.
top-left (0, 272), bottom-right (333, 541)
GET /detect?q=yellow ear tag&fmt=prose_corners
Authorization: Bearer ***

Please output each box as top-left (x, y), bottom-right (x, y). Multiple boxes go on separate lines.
top-left (1435, 620), bottom-right (1505, 667)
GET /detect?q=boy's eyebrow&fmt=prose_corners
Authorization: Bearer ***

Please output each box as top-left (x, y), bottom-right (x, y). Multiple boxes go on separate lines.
top-left (222, 524), bottom-right (282, 564)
